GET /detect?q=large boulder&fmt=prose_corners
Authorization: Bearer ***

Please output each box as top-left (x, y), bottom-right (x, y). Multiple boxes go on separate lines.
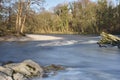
top-left (0, 59), bottom-right (65, 79)
top-left (97, 32), bottom-right (120, 48)
top-left (4, 59), bottom-right (43, 77)
top-left (0, 59), bottom-right (43, 80)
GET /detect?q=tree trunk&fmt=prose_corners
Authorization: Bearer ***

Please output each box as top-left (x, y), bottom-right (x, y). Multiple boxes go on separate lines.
top-left (15, 13), bottom-right (19, 34)
top-left (15, 0), bottom-right (30, 36)
top-left (81, 27), bottom-right (84, 33)
top-left (20, 15), bottom-right (26, 34)
top-left (15, 1), bottom-right (25, 35)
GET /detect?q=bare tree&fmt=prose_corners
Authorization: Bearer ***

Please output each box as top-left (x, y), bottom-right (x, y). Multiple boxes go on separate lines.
top-left (15, 0), bottom-right (45, 35)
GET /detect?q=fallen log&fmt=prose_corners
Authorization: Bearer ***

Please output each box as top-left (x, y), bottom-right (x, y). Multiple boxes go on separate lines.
top-left (97, 32), bottom-right (120, 48)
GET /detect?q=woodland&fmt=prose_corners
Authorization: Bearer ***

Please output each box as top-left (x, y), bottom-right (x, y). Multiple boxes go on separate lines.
top-left (0, 0), bottom-right (120, 36)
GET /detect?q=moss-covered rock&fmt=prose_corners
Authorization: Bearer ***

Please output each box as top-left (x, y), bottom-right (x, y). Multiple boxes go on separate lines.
top-left (97, 32), bottom-right (120, 48)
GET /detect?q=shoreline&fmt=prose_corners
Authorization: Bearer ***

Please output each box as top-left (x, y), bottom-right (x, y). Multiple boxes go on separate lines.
top-left (0, 34), bottom-right (63, 41)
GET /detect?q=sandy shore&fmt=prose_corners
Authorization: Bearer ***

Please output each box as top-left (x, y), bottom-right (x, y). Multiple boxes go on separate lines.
top-left (0, 34), bottom-right (63, 41)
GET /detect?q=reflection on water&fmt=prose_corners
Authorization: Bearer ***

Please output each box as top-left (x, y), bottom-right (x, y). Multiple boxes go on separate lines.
top-left (0, 35), bottom-right (120, 80)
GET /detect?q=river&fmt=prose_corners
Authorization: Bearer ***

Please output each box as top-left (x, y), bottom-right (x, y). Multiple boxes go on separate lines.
top-left (0, 34), bottom-right (120, 80)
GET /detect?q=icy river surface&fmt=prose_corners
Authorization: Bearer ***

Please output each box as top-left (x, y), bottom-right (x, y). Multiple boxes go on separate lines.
top-left (0, 34), bottom-right (120, 80)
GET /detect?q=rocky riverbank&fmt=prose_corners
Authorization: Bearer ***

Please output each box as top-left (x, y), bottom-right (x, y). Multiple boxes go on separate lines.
top-left (0, 60), bottom-right (65, 80)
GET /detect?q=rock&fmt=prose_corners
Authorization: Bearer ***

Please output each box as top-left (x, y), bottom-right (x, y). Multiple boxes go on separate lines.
top-left (0, 72), bottom-right (13, 80)
top-left (117, 44), bottom-right (120, 49)
top-left (5, 60), bottom-right (43, 77)
top-left (43, 64), bottom-right (65, 73)
top-left (13, 73), bottom-right (27, 80)
top-left (0, 59), bottom-right (66, 79)
top-left (0, 66), bottom-right (13, 76)
top-left (2, 61), bottom-right (14, 66)
top-left (4, 63), bottom-right (18, 69)
top-left (97, 32), bottom-right (120, 48)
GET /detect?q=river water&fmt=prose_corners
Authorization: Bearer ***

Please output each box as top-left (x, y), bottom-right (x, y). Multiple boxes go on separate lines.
top-left (0, 35), bottom-right (120, 80)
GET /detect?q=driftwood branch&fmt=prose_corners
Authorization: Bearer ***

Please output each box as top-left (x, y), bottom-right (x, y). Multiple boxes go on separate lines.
top-left (97, 32), bottom-right (120, 48)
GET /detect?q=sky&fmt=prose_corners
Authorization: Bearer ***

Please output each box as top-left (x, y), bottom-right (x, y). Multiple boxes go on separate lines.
top-left (45, 0), bottom-right (117, 10)
top-left (45, 0), bottom-right (97, 10)
top-left (45, 0), bottom-right (77, 10)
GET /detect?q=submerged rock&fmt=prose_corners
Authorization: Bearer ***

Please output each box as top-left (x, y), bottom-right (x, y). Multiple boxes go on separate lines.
top-left (97, 32), bottom-right (120, 48)
top-left (43, 64), bottom-right (65, 77)
top-left (43, 64), bottom-right (65, 72)
top-left (1, 61), bottom-right (14, 66)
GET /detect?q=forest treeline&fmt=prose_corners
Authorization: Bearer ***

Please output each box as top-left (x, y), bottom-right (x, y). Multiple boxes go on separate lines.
top-left (0, 0), bottom-right (120, 36)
